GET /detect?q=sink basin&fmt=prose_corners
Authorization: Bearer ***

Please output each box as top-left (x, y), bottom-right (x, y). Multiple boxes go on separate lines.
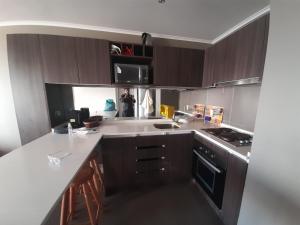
top-left (153, 123), bottom-right (180, 129)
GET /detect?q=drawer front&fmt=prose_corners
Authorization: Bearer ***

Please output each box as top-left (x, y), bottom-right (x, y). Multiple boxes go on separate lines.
top-left (136, 145), bottom-right (166, 160)
top-left (136, 157), bottom-right (168, 174)
top-left (136, 135), bottom-right (169, 147)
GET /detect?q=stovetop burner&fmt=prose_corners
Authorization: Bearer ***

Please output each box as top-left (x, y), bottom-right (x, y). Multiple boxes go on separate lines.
top-left (203, 128), bottom-right (252, 147)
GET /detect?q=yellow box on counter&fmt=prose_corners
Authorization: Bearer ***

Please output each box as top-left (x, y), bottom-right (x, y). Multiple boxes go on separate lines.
top-left (160, 104), bottom-right (175, 119)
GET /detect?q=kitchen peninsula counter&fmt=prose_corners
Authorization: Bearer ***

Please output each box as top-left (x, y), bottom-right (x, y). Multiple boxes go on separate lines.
top-left (0, 119), bottom-right (251, 225)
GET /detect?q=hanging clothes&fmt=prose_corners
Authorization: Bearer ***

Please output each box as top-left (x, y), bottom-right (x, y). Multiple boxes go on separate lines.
top-left (141, 89), bottom-right (154, 117)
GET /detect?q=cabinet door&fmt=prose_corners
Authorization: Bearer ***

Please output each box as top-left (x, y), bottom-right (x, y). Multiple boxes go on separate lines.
top-left (167, 133), bottom-right (193, 181)
top-left (101, 137), bottom-right (136, 195)
top-left (179, 48), bottom-right (204, 87)
top-left (233, 14), bottom-right (269, 80)
top-left (202, 46), bottom-right (215, 87)
top-left (7, 34), bottom-right (50, 145)
top-left (75, 38), bottom-right (111, 84)
top-left (153, 46), bottom-right (181, 86)
top-left (221, 155), bottom-right (248, 225)
top-left (39, 35), bottom-right (79, 84)
top-left (203, 14), bottom-right (269, 85)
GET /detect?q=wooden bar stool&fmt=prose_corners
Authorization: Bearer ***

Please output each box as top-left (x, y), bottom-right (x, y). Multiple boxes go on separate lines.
top-left (60, 166), bottom-right (103, 225)
top-left (88, 151), bottom-right (104, 194)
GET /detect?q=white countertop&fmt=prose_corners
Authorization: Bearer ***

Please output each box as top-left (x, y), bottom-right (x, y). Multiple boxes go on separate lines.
top-left (0, 119), bottom-right (251, 225)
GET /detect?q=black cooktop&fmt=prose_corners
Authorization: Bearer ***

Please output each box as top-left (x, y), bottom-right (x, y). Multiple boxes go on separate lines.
top-left (203, 128), bottom-right (252, 147)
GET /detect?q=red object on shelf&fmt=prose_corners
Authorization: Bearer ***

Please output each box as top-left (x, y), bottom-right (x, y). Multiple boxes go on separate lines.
top-left (122, 46), bottom-right (133, 56)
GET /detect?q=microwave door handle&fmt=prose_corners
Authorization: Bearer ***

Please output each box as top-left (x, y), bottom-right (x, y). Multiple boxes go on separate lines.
top-left (193, 150), bottom-right (221, 174)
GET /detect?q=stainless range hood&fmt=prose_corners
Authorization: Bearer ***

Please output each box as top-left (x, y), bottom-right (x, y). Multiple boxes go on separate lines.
top-left (210, 77), bottom-right (262, 88)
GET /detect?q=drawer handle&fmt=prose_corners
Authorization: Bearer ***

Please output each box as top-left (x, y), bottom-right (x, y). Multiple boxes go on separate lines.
top-left (136, 157), bottom-right (165, 162)
top-left (136, 167), bottom-right (166, 174)
top-left (136, 145), bottom-right (166, 150)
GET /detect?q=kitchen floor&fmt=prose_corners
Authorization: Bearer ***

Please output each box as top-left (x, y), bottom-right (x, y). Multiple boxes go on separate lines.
top-left (71, 181), bottom-right (223, 225)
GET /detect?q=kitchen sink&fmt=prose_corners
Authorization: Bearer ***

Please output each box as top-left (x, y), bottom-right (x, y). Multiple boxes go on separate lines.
top-left (153, 123), bottom-right (180, 129)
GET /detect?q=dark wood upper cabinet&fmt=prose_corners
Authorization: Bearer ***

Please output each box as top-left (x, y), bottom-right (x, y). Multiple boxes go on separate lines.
top-left (75, 38), bottom-right (111, 84)
top-left (39, 35), bottom-right (79, 84)
top-left (233, 13), bottom-right (269, 80)
top-left (202, 13), bottom-right (269, 87)
top-left (154, 46), bottom-right (204, 87)
top-left (153, 46), bottom-right (181, 86)
top-left (179, 48), bottom-right (204, 87)
top-left (202, 46), bottom-right (215, 87)
top-left (7, 34), bottom-right (50, 145)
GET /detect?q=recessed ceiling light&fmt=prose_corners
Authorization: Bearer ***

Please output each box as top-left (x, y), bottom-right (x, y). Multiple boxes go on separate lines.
top-left (158, 0), bottom-right (166, 4)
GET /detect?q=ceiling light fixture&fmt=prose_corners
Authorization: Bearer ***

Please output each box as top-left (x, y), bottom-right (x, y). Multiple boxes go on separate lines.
top-left (158, 0), bottom-right (166, 4)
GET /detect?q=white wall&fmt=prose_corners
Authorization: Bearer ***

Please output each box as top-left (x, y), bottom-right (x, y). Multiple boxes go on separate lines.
top-left (238, 1), bottom-right (300, 225)
top-left (0, 32), bottom-right (21, 155)
top-left (73, 87), bottom-right (116, 116)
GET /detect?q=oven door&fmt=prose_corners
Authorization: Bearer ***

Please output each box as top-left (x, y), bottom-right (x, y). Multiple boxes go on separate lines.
top-left (192, 149), bottom-right (226, 209)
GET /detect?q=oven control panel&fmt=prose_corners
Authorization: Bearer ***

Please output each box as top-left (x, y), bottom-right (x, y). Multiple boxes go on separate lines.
top-left (194, 144), bottom-right (217, 165)
top-left (194, 134), bottom-right (229, 169)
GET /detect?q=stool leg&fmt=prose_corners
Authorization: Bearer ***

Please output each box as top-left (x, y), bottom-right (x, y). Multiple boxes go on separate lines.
top-left (69, 185), bottom-right (76, 221)
top-left (90, 159), bottom-right (102, 193)
top-left (82, 183), bottom-right (96, 225)
top-left (60, 189), bottom-right (70, 225)
top-left (88, 180), bottom-right (101, 221)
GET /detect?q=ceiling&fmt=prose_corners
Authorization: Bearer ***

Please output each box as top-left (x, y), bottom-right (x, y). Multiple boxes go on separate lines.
top-left (0, 0), bottom-right (270, 43)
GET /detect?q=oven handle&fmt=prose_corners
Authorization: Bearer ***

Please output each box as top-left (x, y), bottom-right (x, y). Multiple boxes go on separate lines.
top-left (193, 150), bottom-right (222, 174)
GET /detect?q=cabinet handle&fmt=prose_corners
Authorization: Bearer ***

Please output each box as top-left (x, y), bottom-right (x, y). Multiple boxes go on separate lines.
top-left (136, 157), bottom-right (165, 162)
top-left (136, 145), bottom-right (166, 150)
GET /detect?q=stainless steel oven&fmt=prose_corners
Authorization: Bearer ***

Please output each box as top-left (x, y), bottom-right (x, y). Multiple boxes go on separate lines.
top-left (192, 144), bottom-right (226, 209)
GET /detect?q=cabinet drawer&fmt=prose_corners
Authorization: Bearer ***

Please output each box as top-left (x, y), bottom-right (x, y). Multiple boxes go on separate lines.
top-left (136, 157), bottom-right (168, 174)
top-left (136, 135), bottom-right (169, 147)
top-left (136, 145), bottom-right (166, 159)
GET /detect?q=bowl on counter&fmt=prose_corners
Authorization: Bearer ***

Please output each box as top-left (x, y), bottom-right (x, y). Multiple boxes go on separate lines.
top-left (83, 116), bottom-right (103, 128)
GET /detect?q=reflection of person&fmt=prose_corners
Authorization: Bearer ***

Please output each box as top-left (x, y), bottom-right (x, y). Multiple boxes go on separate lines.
top-left (120, 88), bottom-right (136, 117)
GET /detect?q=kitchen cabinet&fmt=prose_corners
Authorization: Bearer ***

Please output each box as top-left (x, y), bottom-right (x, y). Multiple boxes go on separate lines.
top-left (135, 135), bottom-right (170, 185)
top-left (39, 35), bottom-right (79, 84)
top-left (154, 46), bottom-right (204, 87)
top-left (221, 154), bottom-right (248, 225)
top-left (75, 38), bottom-right (111, 84)
top-left (179, 48), bottom-right (204, 87)
top-left (153, 46), bottom-right (180, 86)
top-left (202, 13), bottom-right (269, 87)
top-left (167, 133), bottom-right (193, 181)
top-left (7, 34), bottom-right (51, 145)
top-left (101, 133), bottom-right (193, 195)
top-left (101, 136), bottom-right (136, 195)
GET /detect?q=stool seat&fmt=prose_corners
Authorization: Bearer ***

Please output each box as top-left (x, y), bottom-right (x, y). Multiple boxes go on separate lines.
top-left (72, 166), bottom-right (94, 186)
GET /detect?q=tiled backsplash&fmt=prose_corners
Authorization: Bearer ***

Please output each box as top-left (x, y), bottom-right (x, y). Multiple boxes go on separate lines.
top-left (179, 85), bottom-right (261, 131)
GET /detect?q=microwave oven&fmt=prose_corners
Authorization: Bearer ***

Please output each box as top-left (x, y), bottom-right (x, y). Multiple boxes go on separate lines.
top-left (114, 63), bottom-right (150, 84)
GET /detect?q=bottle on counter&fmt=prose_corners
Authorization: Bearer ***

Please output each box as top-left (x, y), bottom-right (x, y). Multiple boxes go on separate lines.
top-left (68, 123), bottom-right (73, 135)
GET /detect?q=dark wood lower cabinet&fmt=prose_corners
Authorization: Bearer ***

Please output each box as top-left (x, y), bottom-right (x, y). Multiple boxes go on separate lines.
top-left (101, 133), bottom-right (193, 195)
top-left (101, 136), bottom-right (136, 195)
top-left (102, 133), bottom-right (247, 225)
top-left (221, 155), bottom-right (248, 225)
top-left (167, 133), bottom-right (193, 181)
